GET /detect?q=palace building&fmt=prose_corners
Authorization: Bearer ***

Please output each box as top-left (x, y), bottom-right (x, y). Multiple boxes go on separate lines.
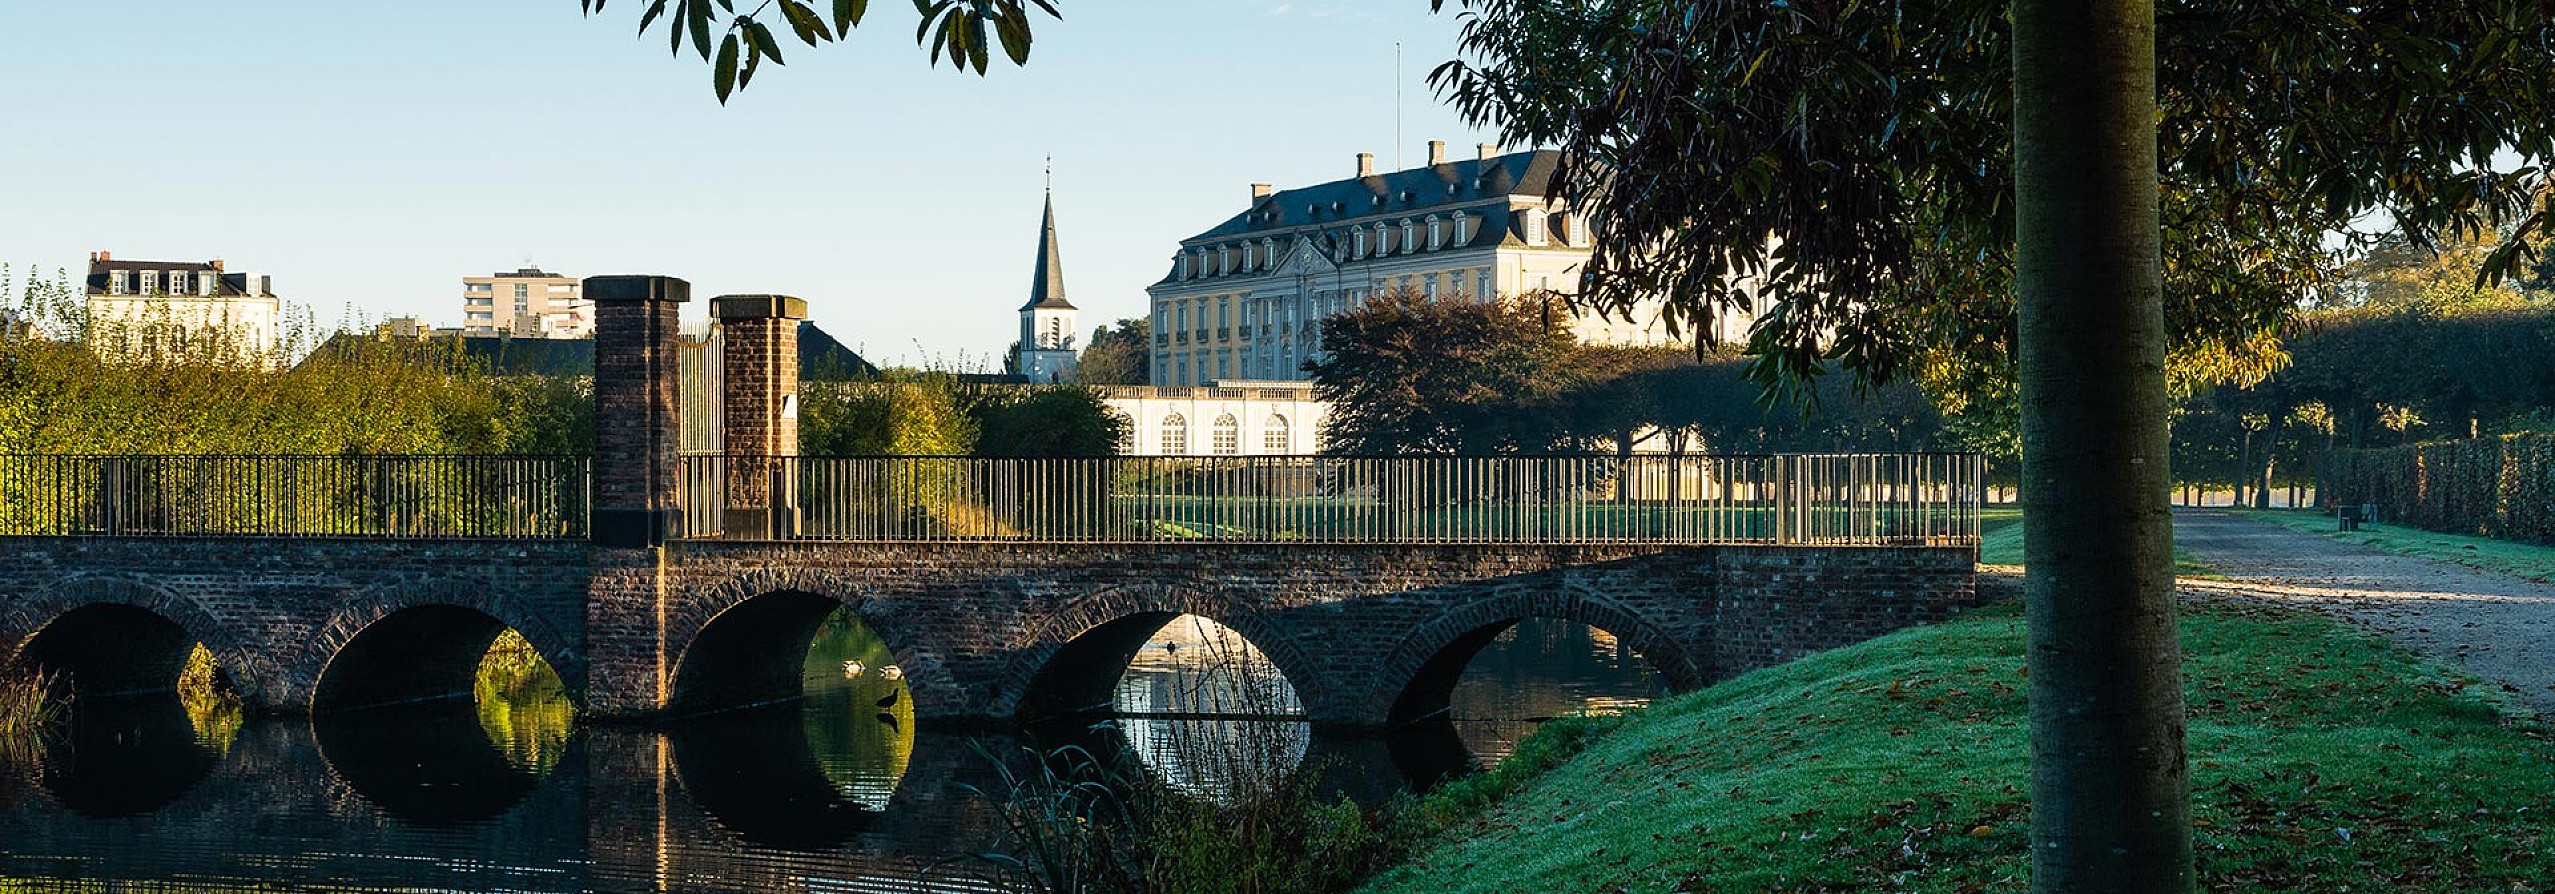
top-left (1144, 142), bottom-right (1722, 387)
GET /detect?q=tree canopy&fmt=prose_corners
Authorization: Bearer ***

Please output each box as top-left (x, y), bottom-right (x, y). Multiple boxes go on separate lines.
top-left (579, 0), bottom-right (1061, 102)
top-left (1429, 0), bottom-right (2555, 404)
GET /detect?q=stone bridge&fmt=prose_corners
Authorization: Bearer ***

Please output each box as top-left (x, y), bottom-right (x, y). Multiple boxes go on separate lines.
top-left (0, 276), bottom-right (1981, 730)
top-left (0, 536), bottom-right (1975, 729)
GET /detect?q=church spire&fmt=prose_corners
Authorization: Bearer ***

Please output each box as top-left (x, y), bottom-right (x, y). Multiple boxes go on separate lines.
top-left (1023, 166), bottom-right (1073, 312)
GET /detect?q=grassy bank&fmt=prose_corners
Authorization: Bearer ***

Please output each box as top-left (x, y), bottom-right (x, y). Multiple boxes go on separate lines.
top-left (1980, 507), bottom-right (2218, 577)
top-left (1359, 599), bottom-right (2555, 893)
top-left (2235, 507), bottom-right (2555, 583)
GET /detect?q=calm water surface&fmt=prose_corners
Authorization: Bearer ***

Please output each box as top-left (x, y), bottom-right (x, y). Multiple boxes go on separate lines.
top-left (0, 614), bottom-right (1659, 892)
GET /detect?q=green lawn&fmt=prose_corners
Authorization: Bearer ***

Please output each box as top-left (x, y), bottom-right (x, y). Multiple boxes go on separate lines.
top-left (1362, 600), bottom-right (2555, 893)
top-left (2234, 508), bottom-right (2555, 583)
top-left (1978, 507), bottom-right (2217, 576)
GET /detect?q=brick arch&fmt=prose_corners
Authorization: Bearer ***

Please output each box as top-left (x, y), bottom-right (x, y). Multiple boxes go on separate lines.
top-left (998, 582), bottom-right (1329, 723)
top-left (2, 574), bottom-right (262, 699)
top-left (297, 577), bottom-right (582, 713)
top-left (664, 567), bottom-right (939, 716)
top-left (1369, 584), bottom-right (1706, 727)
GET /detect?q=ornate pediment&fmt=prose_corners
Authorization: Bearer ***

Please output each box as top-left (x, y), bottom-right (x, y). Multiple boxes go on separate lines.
top-left (1270, 237), bottom-right (1339, 277)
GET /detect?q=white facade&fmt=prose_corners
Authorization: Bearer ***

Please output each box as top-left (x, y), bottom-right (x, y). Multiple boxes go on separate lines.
top-left (82, 253), bottom-right (280, 363)
top-left (1100, 382), bottom-right (1331, 456)
top-left (1144, 144), bottom-right (1745, 387)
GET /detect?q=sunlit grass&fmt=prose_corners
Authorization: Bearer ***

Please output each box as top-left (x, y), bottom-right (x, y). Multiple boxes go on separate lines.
top-left (1979, 507), bottom-right (2218, 577)
top-left (2235, 507), bottom-right (2555, 583)
top-left (1361, 599), bottom-right (2555, 893)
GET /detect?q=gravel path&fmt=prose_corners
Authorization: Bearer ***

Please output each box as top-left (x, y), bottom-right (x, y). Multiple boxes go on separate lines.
top-left (2172, 508), bottom-right (2555, 715)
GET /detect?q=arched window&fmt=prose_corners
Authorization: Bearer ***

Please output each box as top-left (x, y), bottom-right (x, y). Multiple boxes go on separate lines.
top-left (1427, 216), bottom-right (1444, 250)
top-left (1263, 414), bottom-right (1290, 453)
top-left (1401, 220), bottom-right (1417, 253)
top-left (1212, 414), bottom-right (1240, 455)
top-left (1353, 229), bottom-right (1368, 258)
top-left (1452, 211), bottom-right (1471, 245)
top-left (1161, 413), bottom-right (1190, 455)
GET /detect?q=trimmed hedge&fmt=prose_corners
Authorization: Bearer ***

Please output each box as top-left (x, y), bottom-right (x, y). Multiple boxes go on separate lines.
top-left (2322, 432), bottom-right (2555, 544)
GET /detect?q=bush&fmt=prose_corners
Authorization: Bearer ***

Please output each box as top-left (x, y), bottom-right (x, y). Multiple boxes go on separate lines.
top-left (2323, 432), bottom-right (2555, 544)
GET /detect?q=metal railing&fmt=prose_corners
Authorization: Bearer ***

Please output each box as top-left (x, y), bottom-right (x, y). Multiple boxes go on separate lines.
top-left (677, 453), bottom-right (1981, 546)
top-left (0, 455), bottom-right (590, 539)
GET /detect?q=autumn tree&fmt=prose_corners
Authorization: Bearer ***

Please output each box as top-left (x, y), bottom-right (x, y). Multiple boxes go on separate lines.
top-left (1430, 0), bottom-right (2555, 890)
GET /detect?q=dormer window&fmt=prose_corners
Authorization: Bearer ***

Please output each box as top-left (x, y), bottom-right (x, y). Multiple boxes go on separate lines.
top-left (107, 271), bottom-right (127, 295)
top-left (1402, 220), bottom-right (1417, 253)
top-left (1218, 246), bottom-right (1232, 275)
top-left (139, 271), bottom-right (160, 294)
top-left (1427, 216), bottom-right (1444, 250)
top-left (1453, 211), bottom-right (1471, 244)
top-left (1525, 210), bottom-right (1550, 246)
top-left (1353, 229), bottom-right (1368, 258)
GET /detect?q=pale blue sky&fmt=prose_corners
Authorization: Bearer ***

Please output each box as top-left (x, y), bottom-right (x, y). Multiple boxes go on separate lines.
top-left (0, 0), bottom-right (1502, 367)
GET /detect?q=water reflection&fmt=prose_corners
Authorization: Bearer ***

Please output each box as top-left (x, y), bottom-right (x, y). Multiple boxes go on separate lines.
top-left (1111, 615), bottom-right (1310, 801)
top-left (1443, 619), bottom-right (1665, 765)
top-left (39, 696), bottom-right (215, 818)
top-left (0, 609), bottom-right (1664, 891)
top-left (313, 699), bottom-right (547, 824)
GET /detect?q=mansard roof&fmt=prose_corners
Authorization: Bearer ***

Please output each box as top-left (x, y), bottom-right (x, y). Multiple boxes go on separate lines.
top-left (1183, 148), bottom-right (1564, 243)
top-left (1022, 193), bottom-right (1074, 312)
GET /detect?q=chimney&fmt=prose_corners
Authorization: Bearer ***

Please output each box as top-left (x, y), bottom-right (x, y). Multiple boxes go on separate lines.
top-left (1251, 183), bottom-right (1274, 202)
top-left (1356, 152), bottom-right (1375, 178)
top-left (97, 250), bottom-right (111, 262)
top-left (209, 259), bottom-right (224, 271)
top-left (1478, 142), bottom-right (1499, 161)
top-left (1428, 140), bottom-right (1447, 166)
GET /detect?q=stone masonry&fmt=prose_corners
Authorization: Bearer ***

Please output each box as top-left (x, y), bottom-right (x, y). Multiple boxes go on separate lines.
top-left (712, 293), bottom-right (805, 541)
top-left (0, 272), bottom-right (1984, 730)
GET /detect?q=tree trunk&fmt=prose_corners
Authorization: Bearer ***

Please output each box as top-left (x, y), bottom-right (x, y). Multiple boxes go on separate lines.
top-left (2013, 1), bottom-right (2195, 892)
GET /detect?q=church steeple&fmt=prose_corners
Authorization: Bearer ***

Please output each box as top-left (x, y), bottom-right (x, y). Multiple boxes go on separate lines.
top-left (1023, 186), bottom-right (1073, 312)
top-left (1014, 165), bottom-right (1079, 384)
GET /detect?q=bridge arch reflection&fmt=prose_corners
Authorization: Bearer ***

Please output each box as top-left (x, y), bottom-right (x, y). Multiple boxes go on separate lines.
top-left (1380, 590), bottom-right (1700, 729)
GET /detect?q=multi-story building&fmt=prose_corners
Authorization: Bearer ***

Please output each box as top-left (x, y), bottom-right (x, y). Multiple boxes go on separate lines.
top-left (462, 266), bottom-right (589, 338)
top-left (82, 251), bottom-right (281, 361)
top-left (1145, 143), bottom-right (1740, 387)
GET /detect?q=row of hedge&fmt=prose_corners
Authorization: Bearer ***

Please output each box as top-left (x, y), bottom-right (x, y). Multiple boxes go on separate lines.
top-left (2321, 432), bottom-right (2555, 544)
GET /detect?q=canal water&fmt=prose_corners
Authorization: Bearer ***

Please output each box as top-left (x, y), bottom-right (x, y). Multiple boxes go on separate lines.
top-left (0, 613), bottom-right (1661, 892)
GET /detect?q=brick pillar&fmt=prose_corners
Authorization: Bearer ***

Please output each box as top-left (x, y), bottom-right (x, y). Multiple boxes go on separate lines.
top-left (588, 275), bottom-right (690, 548)
top-left (711, 294), bottom-right (806, 540)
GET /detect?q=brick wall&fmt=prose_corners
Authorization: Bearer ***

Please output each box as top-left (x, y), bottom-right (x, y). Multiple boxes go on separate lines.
top-left (1, 534), bottom-right (1977, 728)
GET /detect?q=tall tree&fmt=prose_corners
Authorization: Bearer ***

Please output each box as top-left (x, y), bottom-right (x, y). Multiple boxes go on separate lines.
top-left (1308, 287), bottom-right (1581, 454)
top-left (1076, 317), bottom-right (1152, 386)
top-left (1430, 1), bottom-right (2555, 890)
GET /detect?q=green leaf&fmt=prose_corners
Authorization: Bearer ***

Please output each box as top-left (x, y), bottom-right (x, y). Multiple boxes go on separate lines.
top-left (741, 36), bottom-right (762, 89)
top-left (638, 0), bottom-right (669, 37)
top-left (834, 0), bottom-right (869, 33)
top-left (779, 0), bottom-right (831, 45)
top-left (687, 0), bottom-right (714, 60)
top-left (748, 19), bottom-right (786, 64)
top-left (994, 7), bottom-right (1032, 66)
top-left (713, 33), bottom-right (739, 103)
